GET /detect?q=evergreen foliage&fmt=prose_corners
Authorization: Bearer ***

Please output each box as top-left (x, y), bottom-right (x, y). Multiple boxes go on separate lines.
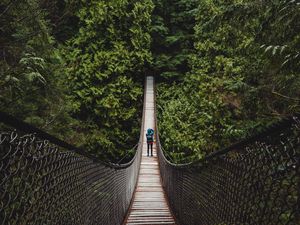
top-left (1, 0), bottom-right (299, 163)
top-left (0, 0), bottom-right (153, 162)
top-left (0, 0), bottom-right (78, 138)
top-left (150, 0), bottom-right (197, 80)
top-left (64, 0), bottom-right (153, 160)
top-left (156, 0), bottom-right (300, 163)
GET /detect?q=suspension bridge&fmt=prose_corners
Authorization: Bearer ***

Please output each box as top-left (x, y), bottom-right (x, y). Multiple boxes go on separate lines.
top-left (0, 76), bottom-right (299, 225)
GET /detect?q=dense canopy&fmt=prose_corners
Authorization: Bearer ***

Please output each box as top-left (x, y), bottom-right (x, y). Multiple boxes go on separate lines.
top-left (0, 0), bottom-right (299, 163)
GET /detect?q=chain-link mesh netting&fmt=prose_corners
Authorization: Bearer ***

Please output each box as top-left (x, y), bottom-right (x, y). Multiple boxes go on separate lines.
top-left (157, 116), bottom-right (300, 225)
top-left (0, 110), bottom-right (144, 225)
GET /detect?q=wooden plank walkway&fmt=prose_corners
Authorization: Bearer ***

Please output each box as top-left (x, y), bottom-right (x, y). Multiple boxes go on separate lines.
top-left (124, 76), bottom-right (176, 225)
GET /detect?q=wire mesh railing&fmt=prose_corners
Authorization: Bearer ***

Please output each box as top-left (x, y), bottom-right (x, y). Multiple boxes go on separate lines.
top-left (0, 99), bottom-right (145, 225)
top-left (156, 112), bottom-right (300, 225)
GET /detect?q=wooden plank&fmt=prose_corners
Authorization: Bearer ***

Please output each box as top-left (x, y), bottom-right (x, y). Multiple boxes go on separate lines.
top-left (124, 76), bottom-right (176, 225)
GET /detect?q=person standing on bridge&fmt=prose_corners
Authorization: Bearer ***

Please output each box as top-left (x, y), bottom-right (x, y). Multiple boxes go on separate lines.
top-left (146, 128), bottom-right (154, 157)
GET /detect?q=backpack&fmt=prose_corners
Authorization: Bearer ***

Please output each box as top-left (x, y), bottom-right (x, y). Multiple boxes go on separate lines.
top-left (146, 133), bottom-right (153, 143)
top-left (146, 129), bottom-right (154, 143)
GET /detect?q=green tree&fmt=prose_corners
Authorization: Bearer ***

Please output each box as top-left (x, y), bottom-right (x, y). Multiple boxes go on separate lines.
top-left (151, 0), bottom-right (197, 81)
top-left (156, 0), bottom-right (300, 163)
top-left (0, 0), bottom-right (77, 138)
top-left (65, 0), bottom-right (154, 161)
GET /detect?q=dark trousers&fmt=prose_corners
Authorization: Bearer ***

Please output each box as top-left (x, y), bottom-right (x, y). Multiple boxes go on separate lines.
top-left (147, 143), bottom-right (153, 156)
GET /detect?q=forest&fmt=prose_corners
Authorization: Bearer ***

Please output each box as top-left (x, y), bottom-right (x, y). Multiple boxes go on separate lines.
top-left (0, 0), bottom-right (299, 163)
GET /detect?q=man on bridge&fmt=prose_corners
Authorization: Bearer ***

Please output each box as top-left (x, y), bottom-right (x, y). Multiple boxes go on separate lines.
top-left (146, 128), bottom-right (154, 156)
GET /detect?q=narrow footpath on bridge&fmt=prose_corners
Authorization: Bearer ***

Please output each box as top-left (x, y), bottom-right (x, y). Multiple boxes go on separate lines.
top-left (124, 76), bottom-right (176, 225)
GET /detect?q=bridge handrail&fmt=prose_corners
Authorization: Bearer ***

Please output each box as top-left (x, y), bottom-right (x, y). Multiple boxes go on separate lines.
top-left (154, 78), bottom-right (300, 225)
top-left (0, 111), bottom-right (139, 169)
top-left (203, 115), bottom-right (300, 162)
top-left (0, 80), bottom-right (146, 225)
top-left (155, 106), bottom-right (299, 166)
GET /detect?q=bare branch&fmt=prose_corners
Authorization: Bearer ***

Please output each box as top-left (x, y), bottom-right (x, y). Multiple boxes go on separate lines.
top-left (272, 90), bottom-right (300, 101)
top-left (0, 0), bottom-right (18, 18)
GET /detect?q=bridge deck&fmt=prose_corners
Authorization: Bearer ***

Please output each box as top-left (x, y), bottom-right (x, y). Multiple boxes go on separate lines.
top-left (124, 76), bottom-right (176, 225)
